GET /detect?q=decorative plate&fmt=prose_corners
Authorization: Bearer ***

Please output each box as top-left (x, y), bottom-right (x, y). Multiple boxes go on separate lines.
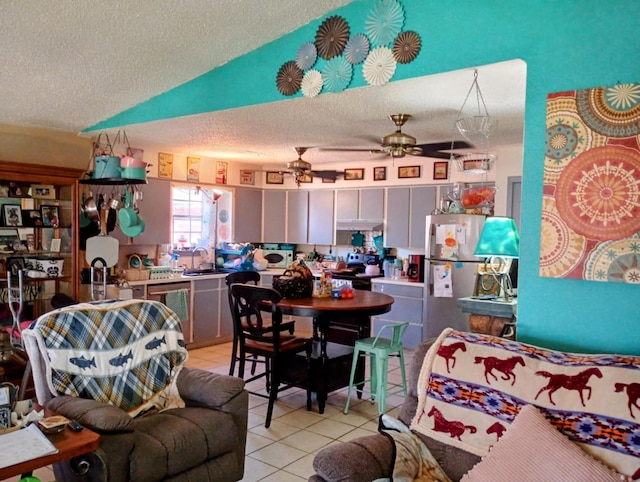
top-left (301, 69), bottom-right (323, 98)
top-left (392, 31), bottom-right (421, 64)
top-left (276, 61), bottom-right (303, 96)
top-left (363, 46), bottom-right (396, 86)
top-left (296, 42), bottom-right (317, 71)
top-left (365, 0), bottom-right (404, 47)
top-left (315, 15), bottom-right (350, 60)
top-left (321, 57), bottom-right (353, 93)
top-left (344, 33), bottom-right (370, 65)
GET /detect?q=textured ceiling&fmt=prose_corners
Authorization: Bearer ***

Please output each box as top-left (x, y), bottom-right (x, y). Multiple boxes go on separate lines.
top-left (0, 0), bottom-right (526, 169)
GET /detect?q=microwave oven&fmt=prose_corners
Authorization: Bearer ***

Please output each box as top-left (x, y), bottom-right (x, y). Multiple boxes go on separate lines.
top-left (262, 249), bottom-right (294, 268)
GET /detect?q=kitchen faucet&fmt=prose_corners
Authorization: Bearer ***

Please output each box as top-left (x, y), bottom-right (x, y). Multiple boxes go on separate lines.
top-left (191, 247), bottom-right (209, 269)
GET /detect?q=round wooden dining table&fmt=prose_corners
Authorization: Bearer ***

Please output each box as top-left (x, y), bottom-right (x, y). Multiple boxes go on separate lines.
top-left (276, 290), bottom-right (394, 413)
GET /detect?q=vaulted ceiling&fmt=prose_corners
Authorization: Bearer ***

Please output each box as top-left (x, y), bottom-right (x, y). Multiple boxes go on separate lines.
top-left (0, 0), bottom-right (525, 169)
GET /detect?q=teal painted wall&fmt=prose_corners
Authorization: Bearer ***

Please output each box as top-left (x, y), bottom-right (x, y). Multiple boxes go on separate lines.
top-left (90, 0), bottom-right (640, 355)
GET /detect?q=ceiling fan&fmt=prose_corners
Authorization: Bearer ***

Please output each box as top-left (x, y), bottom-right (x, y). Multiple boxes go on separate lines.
top-left (285, 147), bottom-right (344, 185)
top-left (319, 113), bottom-right (472, 159)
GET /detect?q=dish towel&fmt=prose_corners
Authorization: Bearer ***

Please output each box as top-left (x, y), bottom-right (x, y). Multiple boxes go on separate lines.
top-left (164, 289), bottom-right (189, 322)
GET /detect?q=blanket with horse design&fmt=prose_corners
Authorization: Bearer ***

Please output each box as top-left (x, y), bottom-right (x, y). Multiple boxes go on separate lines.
top-left (23, 299), bottom-right (188, 417)
top-left (411, 329), bottom-right (640, 479)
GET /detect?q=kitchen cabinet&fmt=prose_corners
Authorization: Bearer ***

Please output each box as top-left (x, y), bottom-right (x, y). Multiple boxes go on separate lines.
top-left (385, 186), bottom-right (437, 248)
top-left (0, 161), bottom-right (83, 323)
top-left (111, 178), bottom-right (171, 245)
top-left (336, 188), bottom-right (384, 221)
top-left (385, 187), bottom-right (410, 247)
top-left (234, 187), bottom-right (262, 242)
top-left (308, 190), bottom-right (334, 245)
top-left (286, 190), bottom-right (308, 244)
top-left (371, 279), bottom-right (424, 349)
top-left (409, 186), bottom-right (437, 249)
top-left (262, 190), bottom-right (286, 242)
top-left (336, 190), bottom-right (358, 220)
top-left (191, 277), bottom-right (233, 348)
top-left (360, 188), bottom-right (384, 220)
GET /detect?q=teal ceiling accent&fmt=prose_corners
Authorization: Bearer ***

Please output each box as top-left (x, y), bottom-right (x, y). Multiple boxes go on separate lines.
top-left (85, 0), bottom-right (433, 132)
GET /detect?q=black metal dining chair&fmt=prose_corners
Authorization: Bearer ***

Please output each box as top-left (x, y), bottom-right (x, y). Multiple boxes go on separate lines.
top-left (230, 283), bottom-right (311, 427)
top-left (225, 271), bottom-right (295, 379)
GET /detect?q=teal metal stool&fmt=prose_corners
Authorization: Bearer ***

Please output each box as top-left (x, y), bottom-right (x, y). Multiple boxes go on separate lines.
top-left (344, 322), bottom-right (409, 415)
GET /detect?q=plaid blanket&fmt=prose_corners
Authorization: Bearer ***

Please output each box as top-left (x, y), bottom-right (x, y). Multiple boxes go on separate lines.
top-left (23, 299), bottom-right (188, 417)
top-left (411, 329), bottom-right (640, 479)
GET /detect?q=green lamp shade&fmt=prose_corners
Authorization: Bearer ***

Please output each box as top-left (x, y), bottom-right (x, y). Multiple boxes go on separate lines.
top-left (474, 216), bottom-right (520, 258)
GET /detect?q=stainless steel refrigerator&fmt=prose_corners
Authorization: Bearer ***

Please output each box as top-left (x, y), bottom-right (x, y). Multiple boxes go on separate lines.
top-left (423, 214), bottom-right (486, 339)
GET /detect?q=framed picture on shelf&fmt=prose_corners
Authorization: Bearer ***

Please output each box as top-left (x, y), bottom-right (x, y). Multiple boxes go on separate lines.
top-left (298, 173), bottom-right (313, 183)
top-left (40, 205), bottom-right (60, 228)
top-left (433, 161), bottom-right (449, 180)
top-left (3, 204), bottom-right (23, 227)
top-left (0, 228), bottom-right (19, 252)
top-left (239, 170), bottom-right (255, 185)
top-left (23, 209), bottom-right (43, 227)
top-left (373, 166), bottom-right (386, 181)
top-left (266, 171), bottom-right (284, 184)
top-left (344, 168), bottom-right (364, 180)
top-left (398, 165), bottom-right (421, 179)
top-left (50, 238), bottom-right (61, 252)
top-left (31, 184), bottom-right (56, 199)
top-left (322, 176), bottom-right (336, 183)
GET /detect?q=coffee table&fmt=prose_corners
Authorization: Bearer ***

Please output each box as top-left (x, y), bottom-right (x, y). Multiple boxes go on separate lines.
top-left (0, 424), bottom-right (100, 480)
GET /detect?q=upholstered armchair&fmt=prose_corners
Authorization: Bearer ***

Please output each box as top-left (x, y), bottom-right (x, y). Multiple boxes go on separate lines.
top-left (23, 299), bottom-right (248, 482)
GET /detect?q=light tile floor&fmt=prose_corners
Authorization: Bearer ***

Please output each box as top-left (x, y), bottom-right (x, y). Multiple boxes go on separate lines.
top-left (8, 335), bottom-right (412, 482)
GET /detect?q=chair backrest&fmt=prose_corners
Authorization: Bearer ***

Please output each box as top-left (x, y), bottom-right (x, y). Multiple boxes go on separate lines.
top-left (225, 271), bottom-right (261, 327)
top-left (372, 322), bottom-right (410, 349)
top-left (230, 284), bottom-right (282, 342)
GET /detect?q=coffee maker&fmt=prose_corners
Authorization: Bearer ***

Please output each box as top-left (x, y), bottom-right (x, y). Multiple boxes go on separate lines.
top-left (407, 254), bottom-right (425, 282)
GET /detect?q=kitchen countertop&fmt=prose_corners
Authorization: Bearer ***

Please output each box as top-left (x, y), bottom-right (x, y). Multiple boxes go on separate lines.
top-left (126, 268), bottom-right (286, 286)
top-left (371, 277), bottom-right (425, 287)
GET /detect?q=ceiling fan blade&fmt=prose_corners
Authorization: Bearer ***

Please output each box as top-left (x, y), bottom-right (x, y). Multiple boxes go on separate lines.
top-left (318, 147), bottom-right (386, 153)
top-left (414, 140), bottom-right (473, 152)
top-left (311, 170), bottom-right (344, 180)
top-left (409, 150), bottom-right (452, 159)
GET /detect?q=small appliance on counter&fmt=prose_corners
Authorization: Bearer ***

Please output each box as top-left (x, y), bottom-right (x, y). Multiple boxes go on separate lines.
top-left (407, 254), bottom-right (425, 282)
top-left (261, 245), bottom-right (294, 268)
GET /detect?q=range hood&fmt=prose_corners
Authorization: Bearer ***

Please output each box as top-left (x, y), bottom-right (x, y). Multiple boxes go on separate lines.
top-left (335, 219), bottom-right (384, 231)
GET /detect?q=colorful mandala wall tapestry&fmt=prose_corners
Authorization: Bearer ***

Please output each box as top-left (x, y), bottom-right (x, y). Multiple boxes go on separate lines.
top-left (541, 82), bottom-right (640, 283)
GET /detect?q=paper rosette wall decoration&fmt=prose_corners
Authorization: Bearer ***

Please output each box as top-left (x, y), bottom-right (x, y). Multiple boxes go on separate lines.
top-left (365, 0), bottom-right (404, 46)
top-left (540, 82), bottom-right (640, 283)
top-left (301, 69), bottom-right (323, 98)
top-left (321, 56), bottom-right (353, 93)
top-left (344, 34), bottom-right (370, 65)
top-left (392, 31), bottom-right (421, 64)
top-left (276, 61), bottom-right (303, 96)
top-left (296, 42), bottom-right (317, 71)
top-left (315, 15), bottom-right (350, 60)
top-left (363, 46), bottom-right (396, 86)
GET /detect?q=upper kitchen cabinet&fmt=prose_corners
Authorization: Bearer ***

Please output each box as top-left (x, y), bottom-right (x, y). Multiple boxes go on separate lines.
top-left (262, 190), bottom-right (286, 242)
top-left (335, 189), bottom-right (358, 220)
top-left (234, 188), bottom-right (262, 242)
top-left (336, 188), bottom-right (384, 222)
top-left (308, 190), bottom-right (334, 245)
top-left (385, 187), bottom-right (410, 247)
top-left (409, 186), bottom-right (437, 248)
top-left (111, 178), bottom-right (171, 245)
top-left (286, 190), bottom-right (308, 244)
top-left (385, 186), bottom-right (437, 248)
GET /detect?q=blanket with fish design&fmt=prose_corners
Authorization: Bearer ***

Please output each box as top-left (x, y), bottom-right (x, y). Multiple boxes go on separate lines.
top-left (23, 299), bottom-right (188, 417)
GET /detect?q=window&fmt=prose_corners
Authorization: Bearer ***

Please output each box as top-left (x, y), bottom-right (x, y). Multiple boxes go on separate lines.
top-left (171, 186), bottom-right (211, 249)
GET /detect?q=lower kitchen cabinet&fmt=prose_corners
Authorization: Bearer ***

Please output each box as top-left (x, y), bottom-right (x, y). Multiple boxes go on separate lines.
top-left (371, 280), bottom-right (424, 349)
top-left (191, 278), bottom-right (233, 348)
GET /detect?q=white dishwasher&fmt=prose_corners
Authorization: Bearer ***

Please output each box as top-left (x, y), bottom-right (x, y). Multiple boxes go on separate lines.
top-left (147, 282), bottom-right (192, 343)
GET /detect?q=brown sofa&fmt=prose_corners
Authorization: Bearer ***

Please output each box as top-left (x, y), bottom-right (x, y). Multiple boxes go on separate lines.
top-left (310, 338), bottom-right (481, 481)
